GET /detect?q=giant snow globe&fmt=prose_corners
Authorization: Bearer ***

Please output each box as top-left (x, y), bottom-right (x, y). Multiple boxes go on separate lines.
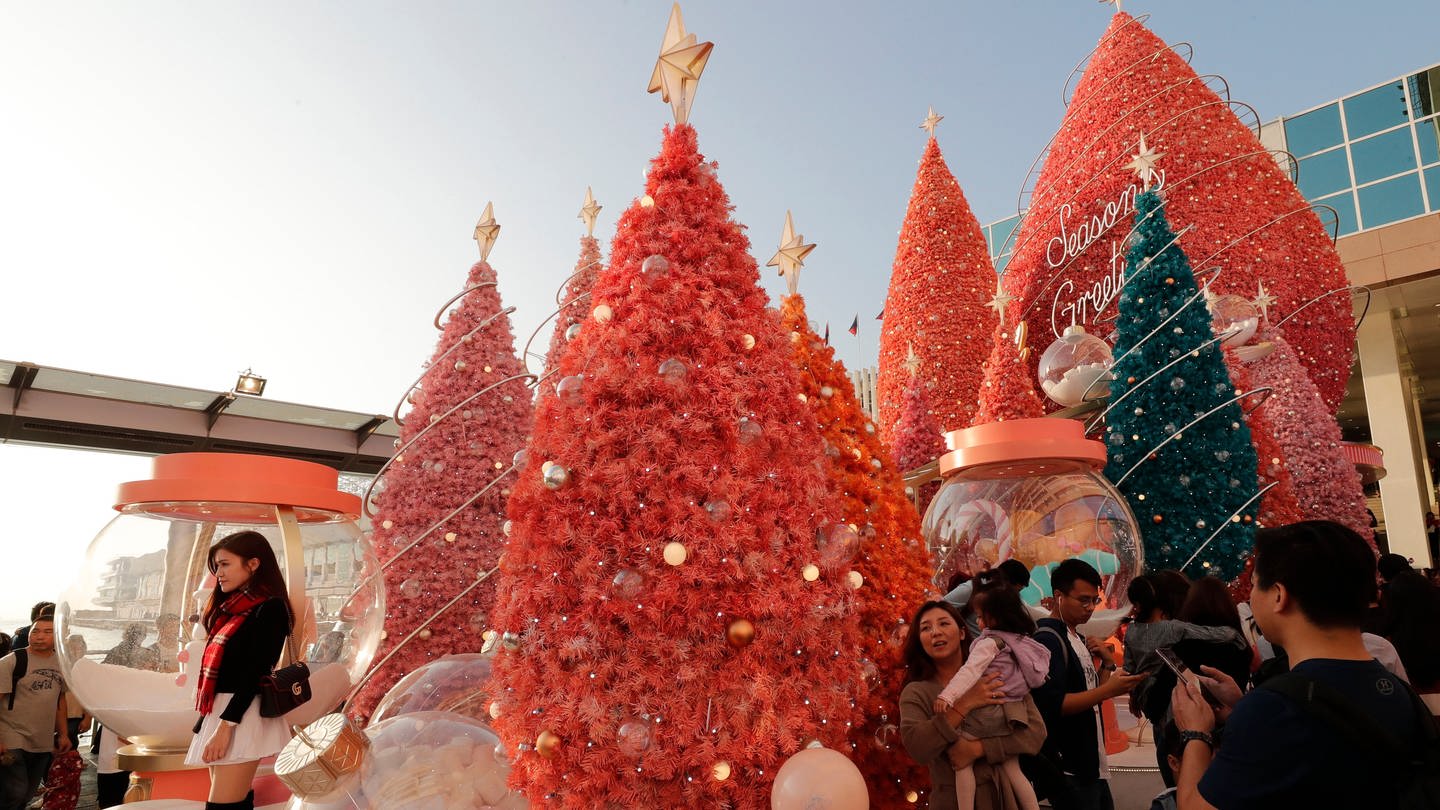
top-left (56, 453), bottom-right (385, 754)
top-left (922, 419), bottom-right (1142, 633)
top-left (1038, 325), bottom-right (1114, 407)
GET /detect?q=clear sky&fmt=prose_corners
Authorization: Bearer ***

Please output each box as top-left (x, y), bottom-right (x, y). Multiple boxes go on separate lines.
top-left (1, 0), bottom-right (1435, 619)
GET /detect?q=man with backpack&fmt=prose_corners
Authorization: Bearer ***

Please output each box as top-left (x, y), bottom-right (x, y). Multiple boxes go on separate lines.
top-left (0, 611), bottom-right (72, 810)
top-left (1033, 558), bottom-right (1145, 810)
top-left (1171, 520), bottom-right (1439, 809)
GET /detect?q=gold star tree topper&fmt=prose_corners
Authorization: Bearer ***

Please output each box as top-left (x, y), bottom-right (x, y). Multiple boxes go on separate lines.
top-left (578, 187), bottom-right (602, 237)
top-left (903, 344), bottom-right (923, 376)
top-left (920, 106), bottom-right (944, 136)
top-left (473, 201), bottom-right (500, 261)
top-left (986, 281), bottom-right (1015, 325)
top-left (1254, 281), bottom-right (1278, 322)
top-left (1126, 132), bottom-right (1165, 190)
top-left (647, 4), bottom-right (713, 126)
top-left (767, 210), bottom-right (816, 296)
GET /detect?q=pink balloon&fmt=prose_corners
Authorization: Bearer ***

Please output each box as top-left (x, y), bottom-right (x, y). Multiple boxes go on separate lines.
top-left (770, 747), bottom-right (868, 810)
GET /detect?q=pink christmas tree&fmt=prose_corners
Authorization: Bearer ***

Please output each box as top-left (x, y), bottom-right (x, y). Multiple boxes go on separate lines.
top-left (891, 348), bottom-right (946, 515)
top-left (1248, 330), bottom-right (1374, 544)
top-left (350, 207), bottom-right (535, 722)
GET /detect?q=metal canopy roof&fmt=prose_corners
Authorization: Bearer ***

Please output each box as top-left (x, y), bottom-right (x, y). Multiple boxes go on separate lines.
top-left (0, 360), bottom-right (398, 474)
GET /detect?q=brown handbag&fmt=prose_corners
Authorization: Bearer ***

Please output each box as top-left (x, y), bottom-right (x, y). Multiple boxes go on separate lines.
top-left (259, 601), bottom-right (312, 718)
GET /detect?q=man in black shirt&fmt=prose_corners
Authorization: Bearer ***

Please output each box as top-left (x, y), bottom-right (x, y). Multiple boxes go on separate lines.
top-left (1171, 520), bottom-right (1431, 809)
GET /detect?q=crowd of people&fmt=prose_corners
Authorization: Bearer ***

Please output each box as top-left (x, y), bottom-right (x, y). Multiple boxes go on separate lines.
top-left (4, 521), bottom-right (1439, 810)
top-left (900, 520), bottom-right (1440, 810)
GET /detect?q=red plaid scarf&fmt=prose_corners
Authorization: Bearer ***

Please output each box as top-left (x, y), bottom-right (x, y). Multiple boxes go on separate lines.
top-left (195, 589), bottom-right (267, 715)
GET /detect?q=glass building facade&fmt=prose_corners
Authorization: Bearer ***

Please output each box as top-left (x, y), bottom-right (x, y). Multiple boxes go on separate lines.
top-left (983, 62), bottom-right (1440, 260)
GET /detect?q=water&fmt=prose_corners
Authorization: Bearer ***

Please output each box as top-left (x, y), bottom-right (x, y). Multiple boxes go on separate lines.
top-left (3, 616), bottom-right (135, 659)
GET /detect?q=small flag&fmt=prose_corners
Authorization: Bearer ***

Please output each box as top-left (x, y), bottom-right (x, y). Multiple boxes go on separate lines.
top-left (876, 308), bottom-right (885, 321)
top-left (848, 315), bottom-right (859, 336)
top-left (823, 322), bottom-right (830, 345)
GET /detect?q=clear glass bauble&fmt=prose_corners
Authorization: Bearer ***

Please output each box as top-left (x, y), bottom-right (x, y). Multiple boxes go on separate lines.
top-left (1037, 325), bottom-right (1114, 407)
top-left (363, 711), bottom-right (526, 809)
top-left (1208, 294), bottom-right (1260, 348)
top-left (370, 653), bottom-right (496, 725)
top-left (922, 459), bottom-right (1142, 634)
top-left (57, 503), bottom-right (384, 753)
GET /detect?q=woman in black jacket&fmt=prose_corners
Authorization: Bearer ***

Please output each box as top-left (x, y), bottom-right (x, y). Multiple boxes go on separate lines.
top-left (184, 531), bottom-right (293, 810)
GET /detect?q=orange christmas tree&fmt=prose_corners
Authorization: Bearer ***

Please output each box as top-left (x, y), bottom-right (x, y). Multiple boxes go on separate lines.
top-left (891, 349), bottom-right (946, 514)
top-left (773, 213), bottom-right (935, 809)
top-left (489, 13), bottom-right (864, 807)
top-left (876, 110), bottom-right (997, 444)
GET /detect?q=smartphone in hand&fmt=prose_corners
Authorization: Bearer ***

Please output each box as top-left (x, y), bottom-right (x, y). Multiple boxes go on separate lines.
top-left (1155, 647), bottom-right (1223, 708)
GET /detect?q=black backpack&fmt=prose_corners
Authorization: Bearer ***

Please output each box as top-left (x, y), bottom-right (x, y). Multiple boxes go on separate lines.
top-left (6, 648), bottom-right (26, 711)
top-left (1262, 672), bottom-right (1440, 809)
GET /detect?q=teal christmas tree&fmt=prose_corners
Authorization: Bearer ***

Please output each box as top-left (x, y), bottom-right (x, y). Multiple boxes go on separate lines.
top-left (1102, 155), bottom-right (1258, 581)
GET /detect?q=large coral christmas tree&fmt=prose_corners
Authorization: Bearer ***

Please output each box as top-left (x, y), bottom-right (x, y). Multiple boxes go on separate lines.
top-left (1103, 186), bottom-right (1259, 581)
top-left (772, 215), bottom-right (934, 809)
top-left (1001, 11), bottom-right (1354, 412)
top-left (489, 13), bottom-right (864, 808)
top-left (351, 207), bottom-right (534, 722)
top-left (876, 110), bottom-right (998, 444)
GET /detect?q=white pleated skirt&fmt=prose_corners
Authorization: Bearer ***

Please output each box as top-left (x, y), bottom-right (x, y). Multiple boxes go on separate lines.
top-left (185, 693), bottom-right (293, 766)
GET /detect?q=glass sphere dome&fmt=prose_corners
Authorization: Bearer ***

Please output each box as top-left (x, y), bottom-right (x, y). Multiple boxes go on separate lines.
top-left (370, 653), bottom-right (495, 725)
top-left (1038, 325), bottom-right (1114, 407)
top-left (1208, 294), bottom-right (1260, 348)
top-left (56, 453), bottom-right (385, 754)
top-left (363, 711), bottom-right (525, 809)
top-left (922, 420), bottom-right (1142, 634)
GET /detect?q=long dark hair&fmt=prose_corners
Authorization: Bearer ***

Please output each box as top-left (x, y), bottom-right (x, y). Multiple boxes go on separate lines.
top-left (978, 586), bottom-right (1037, 635)
top-left (1177, 576), bottom-right (1243, 634)
top-left (203, 531), bottom-right (290, 635)
top-left (1379, 570), bottom-right (1440, 688)
top-left (901, 600), bottom-right (967, 685)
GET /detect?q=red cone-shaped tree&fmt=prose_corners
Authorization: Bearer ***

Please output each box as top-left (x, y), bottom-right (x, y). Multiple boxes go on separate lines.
top-left (1223, 351), bottom-right (1305, 529)
top-left (876, 135), bottom-right (997, 444)
top-left (1002, 12), bottom-right (1353, 412)
top-left (350, 257), bottom-right (535, 723)
top-left (488, 125), bottom-right (865, 810)
top-left (892, 363), bottom-right (946, 515)
top-left (1247, 330), bottom-right (1375, 544)
top-left (781, 293), bottom-right (934, 809)
top-left (541, 234), bottom-right (604, 382)
top-left (974, 320), bottom-right (1046, 424)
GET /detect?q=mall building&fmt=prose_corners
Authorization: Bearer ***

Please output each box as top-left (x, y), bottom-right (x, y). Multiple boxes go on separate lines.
top-left (981, 61), bottom-right (1440, 567)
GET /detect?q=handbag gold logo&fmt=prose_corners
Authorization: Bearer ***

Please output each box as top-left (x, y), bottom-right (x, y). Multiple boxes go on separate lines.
top-left (292, 683), bottom-right (303, 696)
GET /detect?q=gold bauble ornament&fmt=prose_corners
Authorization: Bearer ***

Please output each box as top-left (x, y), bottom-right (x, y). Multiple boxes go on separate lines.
top-left (663, 541), bottom-right (688, 566)
top-left (802, 564), bottom-right (820, 582)
top-left (727, 619), bottom-right (756, 648)
top-left (536, 730), bottom-right (561, 759)
top-left (593, 304), bottom-right (614, 323)
top-left (741, 334), bottom-right (755, 350)
top-left (712, 761), bottom-right (732, 781)
top-left (847, 571), bottom-right (864, 589)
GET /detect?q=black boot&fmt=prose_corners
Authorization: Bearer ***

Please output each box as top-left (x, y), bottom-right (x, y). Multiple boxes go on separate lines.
top-left (242, 790), bottom-right (255, 810)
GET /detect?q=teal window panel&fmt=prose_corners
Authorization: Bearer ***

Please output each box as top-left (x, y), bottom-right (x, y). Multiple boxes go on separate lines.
top-left (1344, 82), bottom-right (1410, 139)
top-left (1297, 149), bottom-right (1352, 199)
top-left (1351, 128), bottom-right (1418, 184)
top-left (1314, 191), bottom-right (1358, 236)
top-left (1418, 118), bottom-right (1440, 166)
top-left (1357, 172), bottom-right (1424, 227)
top-left (1426, 167), bottom-right (1440, 212)
top-left (1284, 104), bottom-right (1344, 156)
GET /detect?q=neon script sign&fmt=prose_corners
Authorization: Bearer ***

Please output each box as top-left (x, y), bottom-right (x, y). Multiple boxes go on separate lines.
top-left (1045, 169), bottom-right (1166, 336)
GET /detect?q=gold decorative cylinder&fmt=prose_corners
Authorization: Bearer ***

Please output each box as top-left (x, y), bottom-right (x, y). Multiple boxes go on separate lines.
top-left (275, 713), bottom-right (369, 799)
